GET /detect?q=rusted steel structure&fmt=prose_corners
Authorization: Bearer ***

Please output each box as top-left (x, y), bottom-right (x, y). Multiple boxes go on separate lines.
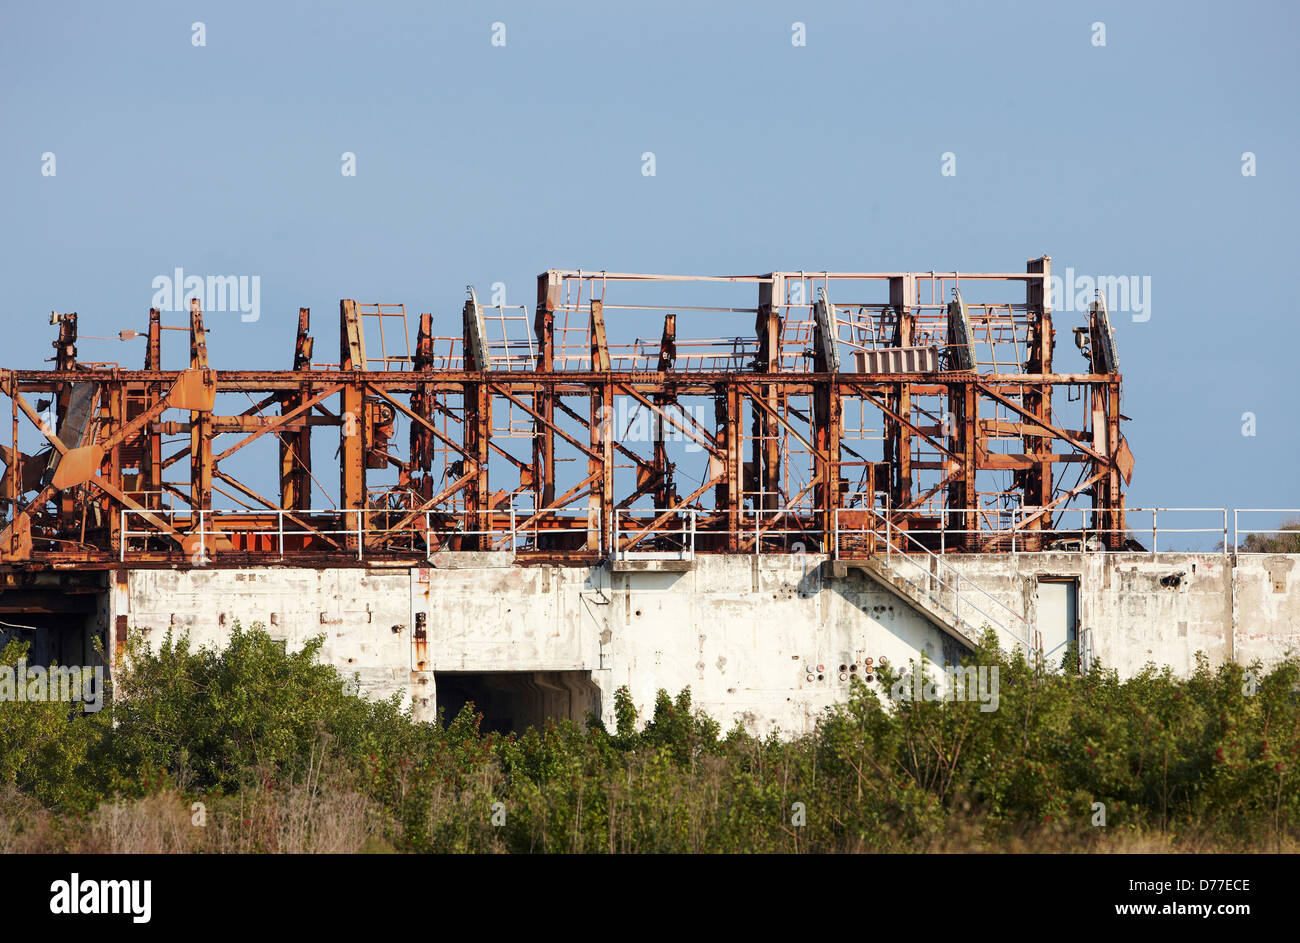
top-left (0, 257), bottom-right (1131, 570)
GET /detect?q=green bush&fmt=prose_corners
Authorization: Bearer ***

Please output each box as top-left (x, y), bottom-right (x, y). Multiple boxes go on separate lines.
top-left (1, 621), bottom-right (1297, 852)
top-left (0, 640), bottom-right (106, 810)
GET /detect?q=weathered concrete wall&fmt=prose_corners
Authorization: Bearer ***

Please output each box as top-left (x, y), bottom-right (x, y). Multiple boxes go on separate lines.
top-left (112, 552), bottom-right (1300, 737)
top-left (405, 554), bottom-right (952, 735)
top-left (115, 567), bottom-right (414, 705)
top-left (1232, 555), bottom-right (1300, 668)
top-left (114, 557), bottom-right (950, 736)
top-left (944, 553), bottom-right (1300, 676)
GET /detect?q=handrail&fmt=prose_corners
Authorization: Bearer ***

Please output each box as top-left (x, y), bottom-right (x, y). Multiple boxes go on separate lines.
top-left (1012, 506), bottom-right (1228, 554)
top-left (837, 507), bottom-right (1037, 654)
top-left (612, 508), bottom-right (696, 561)
top-left (114, 505), bottom-right (1300, 564)
top-left (1234, 508), bottom-right (1300, 551)
top-left (120, 507), bottom-right (366, 561)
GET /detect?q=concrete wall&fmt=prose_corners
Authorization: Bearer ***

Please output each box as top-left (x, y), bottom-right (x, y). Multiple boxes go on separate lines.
top-left (944, 553), bottom-right (1300, 676)
top-left (407, 553), bottom-right (953, 735)
top-left (115, 567), bottom-right (414, 706)
top-left (112, 552), bottom-right (1300, 737)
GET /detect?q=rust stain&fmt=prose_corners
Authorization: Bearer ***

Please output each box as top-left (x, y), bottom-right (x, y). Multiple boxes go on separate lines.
top-left (413, 611), bottom-right (427, 670)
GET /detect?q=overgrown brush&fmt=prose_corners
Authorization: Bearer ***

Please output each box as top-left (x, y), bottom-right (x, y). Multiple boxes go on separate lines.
top-left (1, 625), bottom-right (1296, 853)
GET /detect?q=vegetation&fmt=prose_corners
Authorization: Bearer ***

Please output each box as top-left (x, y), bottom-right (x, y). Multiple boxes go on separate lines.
top-left (1, 623), bottom-right (1298, 853)
top-left (1238, 518), bottom-right (1300, 554)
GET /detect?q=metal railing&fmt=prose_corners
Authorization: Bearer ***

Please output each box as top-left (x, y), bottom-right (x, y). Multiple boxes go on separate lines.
top-left (1009, 506), bottom-right (1228, 554)
top-left (1234, 509), bottom-right (1300, 552)
top-left (834, 507), bottom-right (1038, 654)
top-left (613, 507), bottom-right (829, 559)
top-left (121, 508), bottom-right (366, 561)
top-left (612, 508), bottom-right (696, 561)
top-left (116, 505), bottom-right (1300, 563)
top-left (746, 507), bottom-right (821, 554)
top-left (841, 505), bottom-right (1247, 555)
top-left (424, 507), bottom-right (594, 557)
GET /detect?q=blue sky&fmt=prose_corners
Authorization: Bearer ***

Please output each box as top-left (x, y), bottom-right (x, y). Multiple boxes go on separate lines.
top-left (1, 0), bottom-right (1296, 528)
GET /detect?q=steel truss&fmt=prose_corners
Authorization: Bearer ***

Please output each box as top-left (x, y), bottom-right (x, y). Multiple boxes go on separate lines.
top-left (0, 257), bottom-right (1131, 569)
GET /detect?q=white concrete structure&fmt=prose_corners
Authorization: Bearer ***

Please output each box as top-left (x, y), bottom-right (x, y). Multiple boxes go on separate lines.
top-left (108, 552), bottom-right (1300, 737)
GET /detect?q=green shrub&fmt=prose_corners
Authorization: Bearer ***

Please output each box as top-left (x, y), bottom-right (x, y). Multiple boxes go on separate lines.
top-left (2, 621), bottom-right (1297, 852)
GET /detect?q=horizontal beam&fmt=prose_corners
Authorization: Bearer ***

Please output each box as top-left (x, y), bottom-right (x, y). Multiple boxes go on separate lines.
top-left (0, 369), bottom-right (1121, 388)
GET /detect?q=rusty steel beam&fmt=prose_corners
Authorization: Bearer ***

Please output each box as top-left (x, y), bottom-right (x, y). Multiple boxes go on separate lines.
top-left (886, 274), bottom-right (916, 510)
top-left (189, 300), bottom-right (213, 513)
top-left (279, 307), bottom-right (315, 510)
top-left (1018, 256), bottom-right (1054, 549)
top-left (338, 300), bottom-right (366, 520)
top-left (0, 264), bottom-right (1130, 568)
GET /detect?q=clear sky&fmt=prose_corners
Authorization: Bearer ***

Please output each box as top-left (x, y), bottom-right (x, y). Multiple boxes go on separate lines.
top-left (1, 0), bottom-right (1296, 530)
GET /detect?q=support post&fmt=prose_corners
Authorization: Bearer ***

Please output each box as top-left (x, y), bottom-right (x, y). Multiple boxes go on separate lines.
top-left (1023, 257), bottom-right (1053, 549)
top-left (280, 307), bottom-right (314, 510)
top-left (533, 273), bottom-right (559, 511)
top-left (339, 300), bottom-right (367, 516)
top-left (189, 300), bottom-right (213, 514)
top-left (755, 275), bottom-right (784, 516)
top-left (886, 275), bottom-right (916, 511)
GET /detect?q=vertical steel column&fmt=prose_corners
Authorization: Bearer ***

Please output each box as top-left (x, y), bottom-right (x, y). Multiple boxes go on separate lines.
top-left (339, 300), bottom-right (367, 517)
top-left (946, 382), bottom-right (978, 548)
top-left (409, 312), bottom-right (436, 503)
top-left (53, 312), bottom-right (79, 529)
top-left (189, 299), bottom-right (213, 514)
top-left (1099, 382), bottom-right (1125, 549)
top-left (143, 307), bottom-right (163, 510)
top-left (589, 300), bottom-right (612, 553)
top-left (754, 275), bottom-right (784, 517)
top-left (1023, 257), bottom-right (1054, 549)
top-left (280, 307), bottom-right (314, 510)
top-left (812, 381), bottom-right (841, 554)
top-left (886, 275), bottom-right (916, 510)
top-left (653, 314), bottom-right (676, 509)
top-left (811, 297), bottom-right (841, 553)
top-left (724, 382), bottom-right (743, 551)
top-left (462, 298), bottom-right (490, 551)
top-left (106, 385), bottom-right (124, 551)
top-left (533, 273), bottom-right (559, 510)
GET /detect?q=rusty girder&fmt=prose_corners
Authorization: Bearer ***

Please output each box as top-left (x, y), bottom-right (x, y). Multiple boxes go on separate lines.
top-left (0, 258), bottom-right (1132, 569)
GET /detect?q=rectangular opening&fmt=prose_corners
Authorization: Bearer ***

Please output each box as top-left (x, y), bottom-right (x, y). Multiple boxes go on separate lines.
top-left (434, 670), bottom-right (602, 734)
top-left (1036, 577), bottom-right (1079, 669)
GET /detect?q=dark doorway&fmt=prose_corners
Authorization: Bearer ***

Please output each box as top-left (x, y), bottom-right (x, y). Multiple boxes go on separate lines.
top-left (434, 670), bottom-right (602, 734)
top-left (0, 596), bottom-right (103, 669)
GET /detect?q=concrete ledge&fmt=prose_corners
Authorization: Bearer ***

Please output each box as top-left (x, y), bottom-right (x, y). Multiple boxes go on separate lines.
top-left (611, 559), bottom-right (693, 573)
top-left (822, 560), bottom-right (850, 580)
top-left (428, 552), bottom-right (515, 569)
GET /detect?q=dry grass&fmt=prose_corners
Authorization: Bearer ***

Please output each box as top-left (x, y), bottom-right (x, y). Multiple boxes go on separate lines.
top-left (2, 780), bottom-right (1289, 853)
top-left (82, 793), bottom-right (195, 853)
top-left (0, 785), bottom-right (384, 854)
top-left (0, 787), bottom-right (54, 853)
top-left (1, 788), bottom-right (1293, 854)
top-left (201, 784), bottom-right (376, 853)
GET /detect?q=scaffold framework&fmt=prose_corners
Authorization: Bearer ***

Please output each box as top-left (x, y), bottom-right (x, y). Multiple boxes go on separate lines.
top-left (0, 257), bottom-right (1132, 570)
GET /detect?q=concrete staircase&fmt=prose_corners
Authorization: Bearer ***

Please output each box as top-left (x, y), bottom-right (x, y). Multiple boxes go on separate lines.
top-left (827, 510), bottom-right (1038, 655)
